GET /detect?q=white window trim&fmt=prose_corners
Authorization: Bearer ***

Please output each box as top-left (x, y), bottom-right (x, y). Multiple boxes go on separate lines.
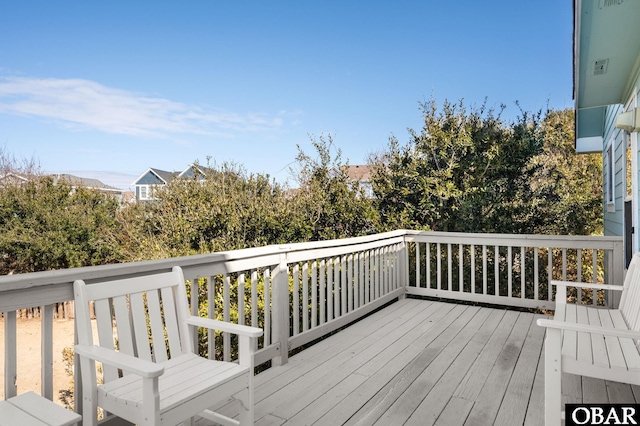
top-left (606, 137), bottom-right (615, 211)
top-left (139, 185), bottom-right (149, 200)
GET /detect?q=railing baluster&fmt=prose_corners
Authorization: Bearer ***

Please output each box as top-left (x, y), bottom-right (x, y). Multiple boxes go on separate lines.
top-left (534, 247), bottom-right (539, 301)
top-left (311, 260), bottom-right (318, 328)
top-left (365, 251), bottom-right (370, 304)
top-left (577, 249), bottom-right (583, 304)
top-left (327, 258), bottom-right (333, 322)
top-left (495, 245), bottom-right (499, 296)
top-left (190, 276), bottom-right (200, 351)
top-left (302, 262), bottom-right (309, 332)
top-left (41, 304), bottom-right (53, 400)
top-left (447, 244), bottom-right (453, 291)
top-left (251, 269), bottom-right (258, 330)
top-left (359, 252), bottom-right (364, 308)
top-left (238, 273), bottom-right (245, 326)
top-left (562, 248), bottom-right (567, 281)
top-left (293, 263), bottom-right (299, 336)
top-left (508, 246), bottom-right (513, 298)
top-left (342, 255), bottom-right (347, 315)
top-left (483, 245), bottom-right (487, 295)
top-left (4, 310), bottom-right (17, 399)
top-left (416, 242), bottom-right (421, 288)
top-left (471, 244), bottom-right (476, 294)
top-left (264, 268), bottom-right (271, 346)
top-left (320, 259), bottom-right (326, 324)
top-left (521, 246), bottom-right (525, 299)
top-left (334, 257), bottom-right (340, 319)
top-left (459, 244), bottom-right (464, 292)
top-left (592, 249), bottom-right (598, 306)
top-left (437, 243), bottom-right (442, 290)
top-left (223, 274), bottom-right (231, 362)
top-left (349, 253), bottom-right (360, 311)
top-left (548, 248), bottom-right (553, 301)
top-left (347, 254), bottom-right (353, 313)
top-left (427, 243), bottom-right (431, 289)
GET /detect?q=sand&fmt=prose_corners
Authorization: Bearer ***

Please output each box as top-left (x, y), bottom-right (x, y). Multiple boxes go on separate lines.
top-left (0, 318), bottom-right (77, 404)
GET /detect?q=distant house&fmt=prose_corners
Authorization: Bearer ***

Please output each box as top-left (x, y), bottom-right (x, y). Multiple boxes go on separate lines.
top-left (132, 164), bottom-right (209, 201)
top-left (344, 165), bottom-right (374, 198)
top-left (52, 174), bottom-right (122, 196)
top-left (0, 172), bottom-right (125, 202)
top-left (0, 172), bottom-right (31, 187)
top-left (132, 168), bottom-right (175, 201)
top-left (574, 0), bottom-right (640, 267)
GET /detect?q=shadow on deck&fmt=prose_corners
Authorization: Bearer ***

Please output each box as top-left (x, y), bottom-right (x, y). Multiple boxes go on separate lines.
top-left (198, 298), bottom-right (640, 426)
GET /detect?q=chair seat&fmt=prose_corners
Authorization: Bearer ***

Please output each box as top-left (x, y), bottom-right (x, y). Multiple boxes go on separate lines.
top-left (557, 304), bottom-right (640, 382)
top-left (99, 353), bottom-right (249, 414)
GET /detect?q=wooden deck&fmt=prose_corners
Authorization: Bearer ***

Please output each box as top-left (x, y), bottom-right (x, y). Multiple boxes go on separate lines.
top-left (200, 298), bottom-right (640, 426)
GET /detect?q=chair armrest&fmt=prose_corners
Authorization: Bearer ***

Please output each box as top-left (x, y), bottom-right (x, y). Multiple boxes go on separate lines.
top-left (551, 280), bottom-right (623, 292)
top-left (74, 345), bottom-right (164, 378)
top-left (537, 319), bottom-right (640, 340)
top-left (186, 316), bottom-right (263, 338)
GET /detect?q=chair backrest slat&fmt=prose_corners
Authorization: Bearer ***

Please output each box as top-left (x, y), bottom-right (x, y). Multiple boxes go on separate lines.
top-left (129, 291), bottom-right (153, 361)
top-left (145, 289), bottom-right (168, 363)
top-left (112, 295), bottom-right (136, 359)
top-left (160, 286), bottom-right (183, 358)
top-left (620, 253), bottom-right (640, 331)
top-left (94, 298), bottom-right (119, 383)
top-left (74, 267), bottom-right (192, 385)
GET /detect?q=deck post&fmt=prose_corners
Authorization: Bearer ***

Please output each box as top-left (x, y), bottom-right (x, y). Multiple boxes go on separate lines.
top-left (271, 252), bottom-right (290, 366)
top-left (400, 237), bottom-right (409, 299)
top-left (609, 239), bottom-right (625, 308)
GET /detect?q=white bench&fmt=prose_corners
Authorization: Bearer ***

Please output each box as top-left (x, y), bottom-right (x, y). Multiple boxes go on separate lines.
top-left (537, 252), bottom-right (640, 426)
top-left (0, 392), bottom-right (81, 426)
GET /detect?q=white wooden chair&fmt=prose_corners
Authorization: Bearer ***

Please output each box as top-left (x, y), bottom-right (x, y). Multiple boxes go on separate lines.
top-left (74, 266), bottom-right (263, 426)
top-left (537, 252), bottom-right (640, 426)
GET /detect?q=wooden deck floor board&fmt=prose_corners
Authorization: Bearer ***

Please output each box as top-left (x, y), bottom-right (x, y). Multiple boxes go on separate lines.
top-left (463, 312), bottom-right (535, 426)
top-left (374, 307), bottom-right (494, 426)
top-left (404, 308), bottom-right (508, 426)
top-left (344, 304), bottom-right (479, 425)
top-left (493, 314), bottom-right (546, 426)
top-left (306, 302), bottom-right (461, 425)
top-left (261, 300), bottom-right (454, 422)
top-left (523, 340), bottom-right (545, 426)
top-left (452, 309), bottom-right (520, 402)
top-left (194, 298), bottom-right (640, 426)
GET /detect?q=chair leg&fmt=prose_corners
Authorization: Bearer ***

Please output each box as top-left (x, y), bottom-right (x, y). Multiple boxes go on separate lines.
top-left (237, 388), bottom-right (253, 426)
top-left (544, 328), bottom-right (562, 426)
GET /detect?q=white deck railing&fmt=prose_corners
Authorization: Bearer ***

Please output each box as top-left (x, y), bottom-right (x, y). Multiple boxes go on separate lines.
top-left (405, 231), bottom-right (624, 310)
top-left (0, 230), bottom-right (624, 419)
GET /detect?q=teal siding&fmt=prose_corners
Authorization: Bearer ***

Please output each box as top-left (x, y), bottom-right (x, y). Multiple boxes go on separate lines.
top-left (136, 172), bottom-right (165, 185)
top-left (603, 104), bottom-right (624, 238)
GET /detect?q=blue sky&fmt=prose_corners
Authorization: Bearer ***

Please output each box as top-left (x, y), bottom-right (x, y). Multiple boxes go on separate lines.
top-left (0, 1), bottom-right (573, 190)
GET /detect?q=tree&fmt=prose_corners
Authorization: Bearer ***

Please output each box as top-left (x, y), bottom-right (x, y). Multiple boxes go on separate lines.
top-left (370, 98), bottom-right (544, 234)
top-left (117, 161), bottom-right (298, 259)
top-left (0, 177), bottom-right (123, 274)
top-left (291, 134), bottom-right (379, 240)
top-left (527, 108), bottom-right (603, 235)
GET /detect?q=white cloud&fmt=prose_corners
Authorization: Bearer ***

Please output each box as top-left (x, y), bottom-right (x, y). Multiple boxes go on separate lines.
top-left (0, 76), bottom-right (283, 137)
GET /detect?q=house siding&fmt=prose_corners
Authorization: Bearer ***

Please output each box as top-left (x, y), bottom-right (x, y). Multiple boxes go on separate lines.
top-left (603, 103), bottom-right (625, 238)
top-left (137, 172), bottom-right (165, 185)
top-left (602, 75), bottom-right (640, 263)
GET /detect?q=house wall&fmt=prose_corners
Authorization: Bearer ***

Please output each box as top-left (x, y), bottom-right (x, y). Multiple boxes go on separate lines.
top-left (602, 77), bottom-right (640, 264)
top-left (603, 103), bottom-right (625, 238)
top-left (136, 173), bottom-right (165, 185)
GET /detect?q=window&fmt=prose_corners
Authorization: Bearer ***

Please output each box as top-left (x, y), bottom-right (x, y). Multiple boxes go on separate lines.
top-left (607, 139), bottom-right (615, 207)
top-left (140, 185), bottom-right (148, 200)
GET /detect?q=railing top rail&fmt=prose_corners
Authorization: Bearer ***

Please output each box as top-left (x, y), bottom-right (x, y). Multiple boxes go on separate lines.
top-left (404, 230), bottom-right (623, 249)
top-left (0, 230), bottom-right (407, 292)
